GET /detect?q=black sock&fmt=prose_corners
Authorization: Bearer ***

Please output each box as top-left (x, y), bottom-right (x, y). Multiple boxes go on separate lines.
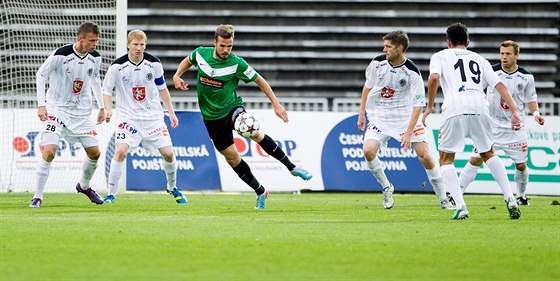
top-left (258, 134), bottom-right (296, 171)
top-left (232, 159), bottom-right (265, 195)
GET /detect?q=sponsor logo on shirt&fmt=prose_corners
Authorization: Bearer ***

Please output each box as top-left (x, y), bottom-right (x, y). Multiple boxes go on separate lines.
top-left (380, 86), bottom-right (395, 99)
top-left (200, 76), bottom-right (224, 88)
top-left (72, 79), bottom-right (83, 95)
top-left (132, 86), bottom-right (146, 102)
top-left (500, 98), bottom-right (510, 111)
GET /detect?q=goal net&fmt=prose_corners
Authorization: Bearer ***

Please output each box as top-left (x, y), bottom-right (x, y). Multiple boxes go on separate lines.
top-left (0, 0), bottom-right (126, 193)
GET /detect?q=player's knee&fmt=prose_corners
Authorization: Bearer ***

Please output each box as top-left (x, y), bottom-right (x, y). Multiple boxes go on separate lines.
top-left (113, 150), bottom-right (127, 162)
top-left (516, 162), bottom-right (527, 171)
top-left (469, 157), bottom-right (483, 166)
top-left (85, 147), bottom-right (101, 160)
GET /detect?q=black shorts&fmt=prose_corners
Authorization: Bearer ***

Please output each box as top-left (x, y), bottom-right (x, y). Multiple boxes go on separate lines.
top-left (203, 106), bottom-right (245, 151)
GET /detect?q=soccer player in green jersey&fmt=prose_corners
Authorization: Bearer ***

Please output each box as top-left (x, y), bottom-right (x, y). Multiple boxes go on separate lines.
top-left (173, 24), bottom-right (312, 210)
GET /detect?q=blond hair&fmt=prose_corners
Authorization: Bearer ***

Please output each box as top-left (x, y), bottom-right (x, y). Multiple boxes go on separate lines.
top-left (127, 29), bottom-right (147, 44)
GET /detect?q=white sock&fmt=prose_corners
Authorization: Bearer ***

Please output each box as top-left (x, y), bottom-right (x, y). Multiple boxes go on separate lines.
top-left (441, 164), bottom-right (466, 209)
top-left (514, 168), bottom-right (528, 197)
top-left (425, 167), bottom-right (446, 201)
top-left (485, 156), bottom-right (514, 200)
top-left (33, 158), bottom-right (52, 199)
top-left (459, 162), bottom-right (479, 194)
top-left (107, 159), bottom-right (124, 196)
top-left (79, 157), bottom-right (98, 188)
top-left (367, 157), bottom-right (391, 188)
top-left (163, 159), bottom-right (177, 190)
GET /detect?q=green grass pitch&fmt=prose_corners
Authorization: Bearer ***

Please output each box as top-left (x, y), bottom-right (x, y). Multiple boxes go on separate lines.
top-left (1, 192), bottom-right (559, 281)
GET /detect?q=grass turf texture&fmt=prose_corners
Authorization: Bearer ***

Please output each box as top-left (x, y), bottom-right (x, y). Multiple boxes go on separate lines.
top-left (1, 192), bottom-right (559, 281)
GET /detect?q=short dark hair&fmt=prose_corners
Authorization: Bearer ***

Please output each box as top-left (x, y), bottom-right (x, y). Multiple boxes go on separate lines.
top-left (215, 24), bottom-right (234, 40)
top-left (446, 22), bottom-right (469, 46)
top-left (78, 22), bottom-right (100, 36)
top-left (383, 30), bottom-right (409, 52)
top-left (500, 40), bottom-right (520, 55)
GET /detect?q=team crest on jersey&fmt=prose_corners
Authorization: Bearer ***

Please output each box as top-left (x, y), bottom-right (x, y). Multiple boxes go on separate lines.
top-left (380, 86), bottom-right (395, 99)
top-left (87, 68), bottom-right (93, 76)
top-left (399, 79), bottom-right (407, 88)
top-left (146, 73), bottom-right (153, 81)
top-left (132, 87), bottom-right (146, 102)
top-left (516, 83), bottom-right (524, 92)
top-left (72, 79), bottom-right (84, 95)
top-left (500, 98), bottom-right (510, 110)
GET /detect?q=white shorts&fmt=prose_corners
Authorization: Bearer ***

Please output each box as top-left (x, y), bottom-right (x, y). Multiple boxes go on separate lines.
top-left (364, 119), bottom-right (427, 148)
top-left (471, 130), bottom-right (528, 163)
top-left (39, 113), bottom-right (98, 148)
top-left (438, 114), bottom-right (493, 154)
top-left (114, 118), bottom-right (172, 151)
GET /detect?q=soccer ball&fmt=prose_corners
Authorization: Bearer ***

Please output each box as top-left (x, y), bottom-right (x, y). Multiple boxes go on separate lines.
top-left (234, 112), bottom-right (260, 138)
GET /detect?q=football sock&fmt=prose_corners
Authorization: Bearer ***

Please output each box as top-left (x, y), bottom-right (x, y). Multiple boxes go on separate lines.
top-left (258, 134), bottom-right (296, 171)
top-left (163, 158), bottom-right (177, 189)
top-left (425, 167), bottom-right (446, 201)
top-left (233, 159), bottom-right (265, 195)
top-left (367, 157), bottom-right (391, 188)
top-left (107, 159), bottom-right (124, 196)
top-left (514, 168), bottom-right (528, 197)
top-left (79, 157), bottom-right (98, 188)
top-left (441, 164), bottom-right (466, 209)
top-left (33, 157), bottom-right (52, 199)
top-left (485, 156), bottom-right (514, 200)
top-left (458, 161), bottom-right (479, 194)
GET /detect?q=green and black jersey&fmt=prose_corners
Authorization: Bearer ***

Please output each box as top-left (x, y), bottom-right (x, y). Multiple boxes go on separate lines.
top-left (188, 47), bottom-right (259, 120)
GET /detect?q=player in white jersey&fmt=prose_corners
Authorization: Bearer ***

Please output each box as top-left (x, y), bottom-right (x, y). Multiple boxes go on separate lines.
top-left (458, 40), bottom-right (545, 205)
top-left (422, 23), bottom-right (523, 220)
top-left (357, 30), bottom-right (452, 210)
top-left (102, 30), bottom-right (187, 204)
top-left (29, 22), bottom-right (106, 208)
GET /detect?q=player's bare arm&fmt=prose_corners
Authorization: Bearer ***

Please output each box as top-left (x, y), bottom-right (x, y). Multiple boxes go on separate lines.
top-left (494, 82), bottom-right (522, 130)
top-left (95, 108), bottom-right (105, 125)
top-left (422, 73), bottom-right (440, 126)
top-left (37, 106), bottom-right (48, 121)
top-left (172, 57), bottom-right (192, 91)
top-left (402, 107), bottom-right (422, 151)
top-left (357, 86), bottom-right (370, 132)
top-left (254, 75), bottom-right (289, 123)
top-left (102, 94), bottom-right (113, 123)
top-left (159, 88), bottom-right (179, 129)
top-left (528, 101), bottom-right (545, 125)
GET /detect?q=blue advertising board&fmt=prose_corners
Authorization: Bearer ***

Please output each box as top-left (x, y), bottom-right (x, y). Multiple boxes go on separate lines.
top-left (126, 111), bottom-right (221, 191)
top-left (321, 115), bottom-right (431, 192)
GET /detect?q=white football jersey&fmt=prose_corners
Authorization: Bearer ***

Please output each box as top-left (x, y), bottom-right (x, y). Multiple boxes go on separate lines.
top-left (487, 64), bottom-right (537, 131)
top-left (103, 52), bottom-right (166, 121)
top-left (36, 44), bottom-right (102, 117)
top-left (429, 48), bottom-right (501, 119)
top-left (364, 55), bottom-right (425, 125)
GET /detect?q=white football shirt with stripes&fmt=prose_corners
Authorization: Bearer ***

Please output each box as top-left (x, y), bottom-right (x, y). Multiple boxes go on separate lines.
top-left (102, 52), bottom-right (166, 121)
top-left (36, 44), bottom-right (102, 118)
top-left (364, 54), bottom-right (425, 127)
top-left (429, 48), bottom-right (502, 120)
top-left (486, 64), bottom-right (537, 132)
